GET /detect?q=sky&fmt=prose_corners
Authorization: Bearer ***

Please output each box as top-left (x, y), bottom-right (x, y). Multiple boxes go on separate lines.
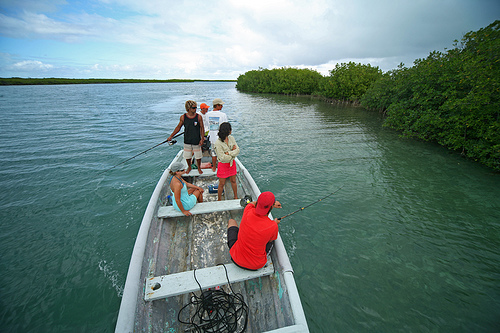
top-left (0, 0), bottom-right (499, 80)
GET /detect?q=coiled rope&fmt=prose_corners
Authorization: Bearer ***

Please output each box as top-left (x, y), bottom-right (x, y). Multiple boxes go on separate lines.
top-left (178, 264), bottom-right (248, 332)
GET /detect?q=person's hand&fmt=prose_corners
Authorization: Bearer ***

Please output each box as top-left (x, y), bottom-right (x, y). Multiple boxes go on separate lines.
top-left (274, 218), bottom-right (281, 224)
top-left (273, 201), bottom-right (282, 208)
top-left (198, 186), bottom-right (204, 193)
top-left (183, 210), bottom-right (192, 216)
top-left (232, 145), bottom-right (237, 150)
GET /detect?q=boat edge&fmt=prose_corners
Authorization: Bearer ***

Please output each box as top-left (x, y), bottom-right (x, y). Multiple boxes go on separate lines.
top-left (115, 150), bottom-right (184, 333)
top-left (236, 158), bottom-right (309, 332)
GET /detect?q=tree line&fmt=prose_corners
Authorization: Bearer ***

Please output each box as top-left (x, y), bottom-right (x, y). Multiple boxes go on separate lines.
top-left (235, 63), bottom-right (383, 100)
top-left (236, 20), bottom-right (499, 170)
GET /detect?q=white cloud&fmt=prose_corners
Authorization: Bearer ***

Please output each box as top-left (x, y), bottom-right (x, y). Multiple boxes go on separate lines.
top-left (11, 60), bottom-right (54, 71)
top-left (0, 0), bottom-right (498, 78)
top-left (0, 11), bottom-right (97, 42)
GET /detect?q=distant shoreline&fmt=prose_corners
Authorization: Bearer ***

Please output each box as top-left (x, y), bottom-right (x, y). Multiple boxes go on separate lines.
top-left (0, 78), bottom-right (237, 86)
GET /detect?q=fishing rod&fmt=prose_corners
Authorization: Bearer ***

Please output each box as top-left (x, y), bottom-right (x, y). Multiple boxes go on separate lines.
top-left (98, 132), bottom-right (184, 175)
top-left (277, 185), bottom-right (344, 221)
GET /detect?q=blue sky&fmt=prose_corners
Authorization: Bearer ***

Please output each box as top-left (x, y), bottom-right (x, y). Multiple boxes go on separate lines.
top-left (0, 0), bottom-right (499, 80)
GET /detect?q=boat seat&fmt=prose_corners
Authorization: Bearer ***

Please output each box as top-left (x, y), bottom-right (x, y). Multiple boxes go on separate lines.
top-left (184, 168), bottom-right (217, 177)
top-left (157, 199), bottom-right (243, 218)
top-left (145, 259), bottom-right (274, 301)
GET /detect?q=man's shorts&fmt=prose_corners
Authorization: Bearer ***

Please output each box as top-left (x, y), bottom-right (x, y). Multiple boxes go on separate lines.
top-left (227, 226), bottom-right (239, 249)
top-left (183, 144), bottom-right (202, 159)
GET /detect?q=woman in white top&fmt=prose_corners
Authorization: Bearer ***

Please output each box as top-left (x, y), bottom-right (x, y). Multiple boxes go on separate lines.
top-left (213, 122), bottom-right (240, 201)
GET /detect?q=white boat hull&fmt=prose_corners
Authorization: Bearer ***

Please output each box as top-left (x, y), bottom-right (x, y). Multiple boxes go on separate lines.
top-left (115, 150), bottom-right (309, 332)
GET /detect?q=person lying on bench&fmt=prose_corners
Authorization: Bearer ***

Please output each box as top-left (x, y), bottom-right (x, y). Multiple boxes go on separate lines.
top-left (226, 191), bottom-right (282, 270)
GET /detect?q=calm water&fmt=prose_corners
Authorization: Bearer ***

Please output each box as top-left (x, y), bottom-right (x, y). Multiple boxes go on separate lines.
top-left (0, 82), bottom-right (499, 332)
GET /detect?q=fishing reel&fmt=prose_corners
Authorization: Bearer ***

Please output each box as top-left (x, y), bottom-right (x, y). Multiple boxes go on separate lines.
top-left (201, 136), bottom-right (210, 151)
top-left (240, 195), bottom-right (252, 207)
top-left (168, 140), bottom-right (177, 145)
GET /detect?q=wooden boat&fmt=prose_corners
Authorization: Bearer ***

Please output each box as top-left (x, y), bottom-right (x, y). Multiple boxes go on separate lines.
top-left (115, 150), bottom-right (309, 332)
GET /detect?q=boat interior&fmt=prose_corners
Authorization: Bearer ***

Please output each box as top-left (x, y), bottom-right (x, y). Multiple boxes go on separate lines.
top-left (133, 154), bottom-right (298, 332)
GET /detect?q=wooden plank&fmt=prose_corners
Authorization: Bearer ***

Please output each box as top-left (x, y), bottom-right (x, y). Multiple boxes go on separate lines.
top-left (185, 168), bottom-right (216, 177)
top-left (145, 260), bottom-right (274, 301)
top-left (157, 199), bottom-right (243, 218)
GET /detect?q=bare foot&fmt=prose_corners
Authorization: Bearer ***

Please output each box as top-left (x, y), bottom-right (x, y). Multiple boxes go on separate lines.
top-left (186, 167), bottom-right (192, 175)
top-left (198, 168), bottom-right (203, 174)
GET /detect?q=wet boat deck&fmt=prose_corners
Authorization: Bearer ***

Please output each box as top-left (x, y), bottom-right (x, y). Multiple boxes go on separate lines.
top-left (133, 166), bottom-right (296, 332)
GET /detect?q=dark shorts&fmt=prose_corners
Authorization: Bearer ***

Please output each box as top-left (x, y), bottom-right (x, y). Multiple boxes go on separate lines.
top-left (227, 226), bottom-right (253, 270)
top-left (227, 226), bottom-right (239, 249)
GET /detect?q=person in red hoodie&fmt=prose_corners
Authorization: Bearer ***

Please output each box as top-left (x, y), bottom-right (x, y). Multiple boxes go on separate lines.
top-left (227, 191), bottom-right (282, 270)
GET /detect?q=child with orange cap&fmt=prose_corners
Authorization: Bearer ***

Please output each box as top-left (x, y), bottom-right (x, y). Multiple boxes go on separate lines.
top-left (198, 103), bottom-right (210, 136)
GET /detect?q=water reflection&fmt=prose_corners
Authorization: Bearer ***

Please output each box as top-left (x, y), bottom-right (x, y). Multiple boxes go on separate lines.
top-left (1, 83), bottom-right (498, 332)
top-left (232, 91), bottom-right (500, 332)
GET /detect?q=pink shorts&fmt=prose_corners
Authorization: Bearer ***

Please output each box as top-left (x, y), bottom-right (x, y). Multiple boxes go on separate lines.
top-left (217, 162), bottom-right (237, 178)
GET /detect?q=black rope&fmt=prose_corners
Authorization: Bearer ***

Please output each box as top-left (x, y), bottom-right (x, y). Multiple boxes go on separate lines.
top-left (178, 264), bottom-right (248, 332)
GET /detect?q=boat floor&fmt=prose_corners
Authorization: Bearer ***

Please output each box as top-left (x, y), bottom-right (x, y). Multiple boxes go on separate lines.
top-left (134, 168), bottom-right (295, 332)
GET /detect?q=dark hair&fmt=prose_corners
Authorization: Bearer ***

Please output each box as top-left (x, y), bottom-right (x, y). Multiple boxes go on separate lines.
top-left (218, 122), bottom-right (232, 141)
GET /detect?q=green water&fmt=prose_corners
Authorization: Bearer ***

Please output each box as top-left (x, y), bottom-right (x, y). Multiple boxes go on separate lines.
top-left (0, 82), bottom-right (499, 332)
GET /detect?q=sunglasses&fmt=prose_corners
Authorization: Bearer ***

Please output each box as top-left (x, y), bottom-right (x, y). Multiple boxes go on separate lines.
top-left (190, 106), bottom-right (197, 109)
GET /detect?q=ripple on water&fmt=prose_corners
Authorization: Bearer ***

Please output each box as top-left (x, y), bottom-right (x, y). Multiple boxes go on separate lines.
top-left (1, 83), bottom-right (499, 332)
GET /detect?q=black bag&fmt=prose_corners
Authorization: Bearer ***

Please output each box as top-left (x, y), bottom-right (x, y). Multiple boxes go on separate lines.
top-left (202, 136), bottom-right (210, 151)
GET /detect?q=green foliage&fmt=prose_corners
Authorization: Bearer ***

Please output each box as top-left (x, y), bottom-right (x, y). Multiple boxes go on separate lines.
top-left (8, 19), bottom-right (498, 170)
top-left (237, 21), bottom-right (499, 170)
top-left (361, 20), bottom-right (500, 170)
top-left (319, 62), bottom-right (383, 101)
top-left (236, 64), bottom-right (382, 101)
top-left (236, 67), bottom-right (323, 95)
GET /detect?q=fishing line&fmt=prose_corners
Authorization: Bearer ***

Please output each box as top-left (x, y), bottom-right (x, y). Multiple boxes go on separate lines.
top-left (98, 132), bottom-right (184, 175)
top-left (278, 185), bottom-right (344, 221)
top-left (178, 264), bottom-right (248, 333)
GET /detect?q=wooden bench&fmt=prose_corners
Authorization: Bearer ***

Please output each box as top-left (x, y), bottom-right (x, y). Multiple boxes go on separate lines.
top-left (157, 199), bottom-right (243, 218)
top-left (145, 260), bottom-right (274, 301)
top-left (184, 168), bottom-right (217, 177)
top-left (174, 165), bottom-right (235, 177)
